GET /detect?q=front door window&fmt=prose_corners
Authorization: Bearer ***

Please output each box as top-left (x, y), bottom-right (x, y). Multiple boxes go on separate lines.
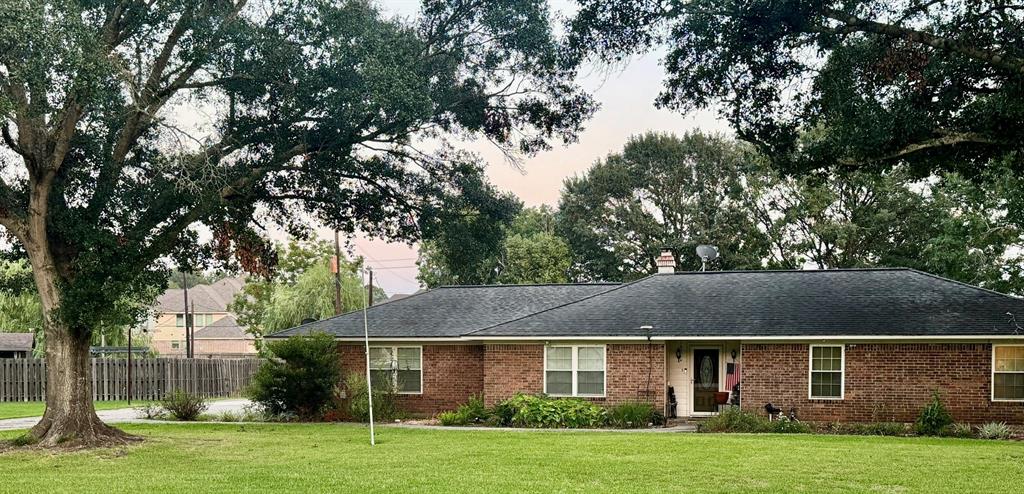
top-left (693, 349), bottom-right (720, 413)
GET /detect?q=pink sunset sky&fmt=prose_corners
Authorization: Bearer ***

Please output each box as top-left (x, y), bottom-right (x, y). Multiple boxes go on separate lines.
top-left (325, 1), bottom-right (732, 296)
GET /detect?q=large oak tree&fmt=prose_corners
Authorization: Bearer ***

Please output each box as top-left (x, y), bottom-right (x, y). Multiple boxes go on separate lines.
top-left (568, 0), bottom-right (1024, 176)
top-left (0, 0), bottom-right (592, 446)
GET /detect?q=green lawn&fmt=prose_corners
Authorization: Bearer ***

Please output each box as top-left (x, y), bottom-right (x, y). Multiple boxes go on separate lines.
top-left (1, 424), bottom-right (1022, 493)
top-left (0, 401), bottom-right (153, 420)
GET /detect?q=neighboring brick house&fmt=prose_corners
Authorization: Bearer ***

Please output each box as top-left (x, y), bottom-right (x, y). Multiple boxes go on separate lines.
top-left (270, 254), bottom-right (1024, 424)
top-left (149, 278), bottom-right (257, 358)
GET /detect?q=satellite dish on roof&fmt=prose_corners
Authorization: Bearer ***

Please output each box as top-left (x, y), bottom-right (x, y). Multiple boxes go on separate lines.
top-left (696, 245), bottom-right (719, 271)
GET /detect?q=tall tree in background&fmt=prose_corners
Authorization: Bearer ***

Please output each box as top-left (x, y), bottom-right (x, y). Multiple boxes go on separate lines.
top-left (230, 240), bottom-right (384, 337)
top-left (558, 132), bottom-right (1024, 290)
top-left (418, 205), bottom-right (573, 286)
top-left (498, 206), bottom-right (572, 284)
top-left (0, 0), bottom-right (593, 446)
top-left (568, 1), bottom-right (1024, 177)
top-left (415, 185), bottom-right (522, 286)
top-left (752, 168), bottom-right (1024, 293)
top-left (557, 132), bottom-right (769, 281)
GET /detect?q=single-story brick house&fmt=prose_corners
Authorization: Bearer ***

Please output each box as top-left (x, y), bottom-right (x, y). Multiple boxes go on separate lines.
top-left (270, 256), bottom-right (1024, 424)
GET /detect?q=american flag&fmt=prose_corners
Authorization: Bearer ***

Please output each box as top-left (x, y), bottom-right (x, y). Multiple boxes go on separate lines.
top-left (724, 363), bottom-right (741, 392)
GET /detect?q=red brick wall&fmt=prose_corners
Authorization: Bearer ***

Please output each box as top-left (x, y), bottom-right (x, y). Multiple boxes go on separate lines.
top-left (338, 344), bottom-right (484, 417)
top-left (741, 343), bottom-right (1024, 424)
top-left (482, 344), bottom-right (544, 407)
top-left (482, 343), bottom-right (666, 410)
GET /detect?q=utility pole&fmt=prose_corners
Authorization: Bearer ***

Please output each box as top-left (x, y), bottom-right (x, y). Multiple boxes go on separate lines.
top-left (367, 268), bottom-right (374, 306)
top-left (333, 230), bottom-right (343, 315)
top-left (181, 271), bottom-right (190, 358)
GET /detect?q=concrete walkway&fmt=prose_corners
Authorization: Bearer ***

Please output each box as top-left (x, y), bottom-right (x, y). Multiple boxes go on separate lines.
top-left (0, 398), bottom-right (253, 431)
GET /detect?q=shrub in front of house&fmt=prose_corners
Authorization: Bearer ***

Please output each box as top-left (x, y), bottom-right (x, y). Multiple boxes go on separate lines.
top-left (607, 401), bottom-right (663, 428)
top-left (247, 332), bottom-right (341, 420)
top-left (948, 423), bottom-right (975, 438)
top-left (914, 391), bottom-right (953, 436)
top-left (503, 394), bottom-right (607, 428)
top-left (698, 408), bottom-right (811, 434)
top-left (437, 395), bottom-right (488, 426)
top-left (345, 372), bottom-right (400, 423)
top-left (699, 407), bottom-right (771, 433)
top-left (816, 421), bottom-right (909, 436)
top-left (161, 389), bottom-right (208, 421)
top-left (488, 399), bottom-right (517, 427)
top-left (768, 415), bottom-right (812, 434)
top-left (977, 422), bottom-right (1011, 440)
top-left (438, 395), bottom-right (667, 429)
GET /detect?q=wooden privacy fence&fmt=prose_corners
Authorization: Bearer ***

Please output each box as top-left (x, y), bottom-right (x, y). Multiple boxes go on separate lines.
top-left (0, 358), bottom-right (262, 402)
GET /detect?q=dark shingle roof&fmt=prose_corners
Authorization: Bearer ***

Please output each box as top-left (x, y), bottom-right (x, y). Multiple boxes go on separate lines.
top-left (268, 283), bottom-right (619, 339)
top-left (471, 269), bottom-right (1024, 338)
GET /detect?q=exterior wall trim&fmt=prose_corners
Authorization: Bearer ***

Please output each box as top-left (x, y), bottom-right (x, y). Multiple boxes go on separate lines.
top-left (468, 335), bottom-right (1024, 341)
top-left (274, 335), bottom-right (1024, 343)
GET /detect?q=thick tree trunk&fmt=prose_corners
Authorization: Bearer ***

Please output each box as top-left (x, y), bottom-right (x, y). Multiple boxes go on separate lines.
top-left (21, 201), bottom-right (135, 447)
top-left (28, 328), bottom-right (134, 447)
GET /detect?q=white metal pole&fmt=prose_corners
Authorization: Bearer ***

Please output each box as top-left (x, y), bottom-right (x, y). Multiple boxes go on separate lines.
top-left (362, 267), bottom-right (376, 446)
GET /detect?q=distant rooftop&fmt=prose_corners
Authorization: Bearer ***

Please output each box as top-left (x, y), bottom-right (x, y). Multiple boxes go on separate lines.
top-left (193, 315), bottom-right (252, 340)
top-left (156, 278), bottom-right (245, 313)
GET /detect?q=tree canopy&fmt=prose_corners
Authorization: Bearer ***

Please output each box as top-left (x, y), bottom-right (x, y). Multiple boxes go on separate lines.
top-left (0, 0), bottom-right (593, 446)
top-left (557, 132), bottom-right (769, 280)
top-left (568, 0), bottom-right (1024, 177)
top-left (230, 240), bottom-right (382, 338)
top-left (556, 132), bottom-right (1024, 291)
top-left (418, 205), bottom-right (573, 286)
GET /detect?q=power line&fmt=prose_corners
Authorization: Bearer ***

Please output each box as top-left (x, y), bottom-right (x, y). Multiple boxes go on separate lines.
top-left (351, 245), bottom-right (421, 287)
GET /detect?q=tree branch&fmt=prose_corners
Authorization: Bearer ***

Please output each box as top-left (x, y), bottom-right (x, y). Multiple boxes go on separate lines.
top-left (849, 131), bottom-right (1005, 165)
top-left (820, 8), bottom-right (1024, 75)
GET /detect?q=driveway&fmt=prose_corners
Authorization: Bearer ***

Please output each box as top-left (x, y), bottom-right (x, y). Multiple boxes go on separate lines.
top-left (0, 398), bottom-right (253, 431)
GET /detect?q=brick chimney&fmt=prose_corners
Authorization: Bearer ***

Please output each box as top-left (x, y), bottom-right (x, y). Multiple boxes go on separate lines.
top-left (655, 249), bottom-right (676, 274)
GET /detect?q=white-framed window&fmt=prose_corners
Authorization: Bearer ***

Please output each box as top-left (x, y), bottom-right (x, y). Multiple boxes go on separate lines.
top-left (369, 346), bottom-right (422, 394)
top-left (544, 345), bottom-right (606, 397)
top-left (993, 345), bottom-right (1024, 402)
top-left (175, 314), bottom-right (185, 327)
top-left (808, 345), bottom-right (844, 400)
top-left (171, 341), bottom-right (180, 349)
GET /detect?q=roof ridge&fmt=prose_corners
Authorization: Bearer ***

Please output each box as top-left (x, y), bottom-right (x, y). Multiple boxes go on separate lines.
top-left (437, 282), bottom-right (620, 288)
top-left (462, 275), bottom-right (655, 336)
top-left (905, 268), bottom-right (1023, 301)
top-left (662, 267), bottom-right (911, 276)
